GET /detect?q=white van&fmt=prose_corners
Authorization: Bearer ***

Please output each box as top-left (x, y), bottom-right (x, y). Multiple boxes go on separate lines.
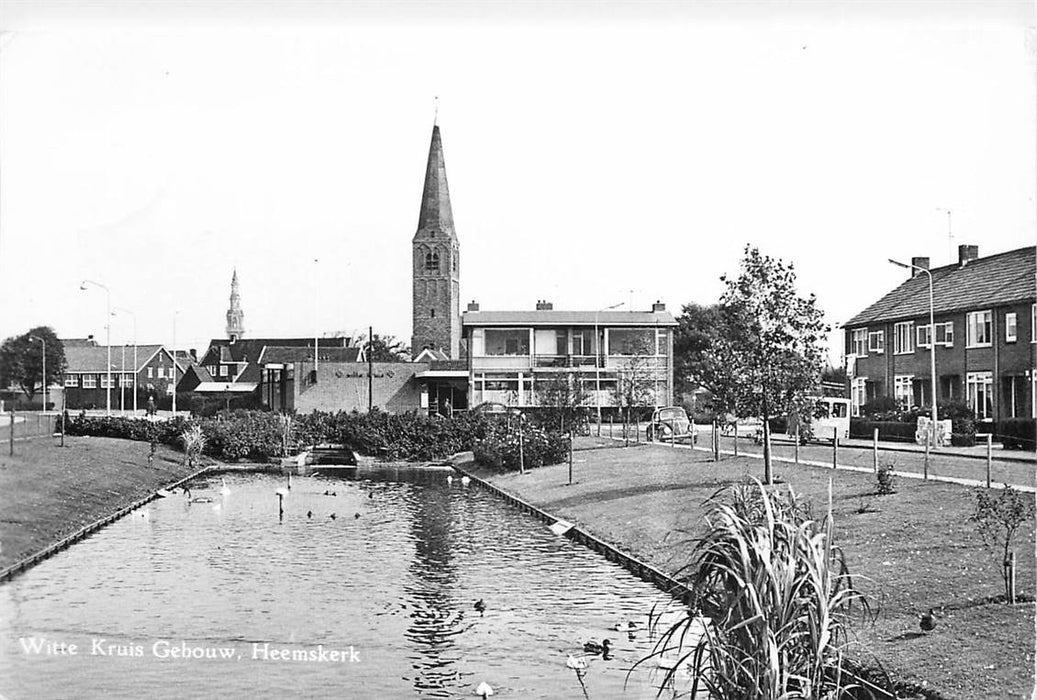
top-left (810, 397), bottom-right (851, 442)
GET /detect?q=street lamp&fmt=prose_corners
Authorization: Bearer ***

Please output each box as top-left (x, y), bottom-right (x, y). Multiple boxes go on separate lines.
top-left (29, 335), bottom-right (46, 411)
top-left (80, 280), bottom-right (112, 416)
top-left (889, 258), bottom-right (938, 445)
top-left (112, 307), bottom-right (138, 414)
top-left (172, 311), bottom-right (179, 417)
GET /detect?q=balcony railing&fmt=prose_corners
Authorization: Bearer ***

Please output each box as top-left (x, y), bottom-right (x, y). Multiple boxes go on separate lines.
top-left (533, 354), bottom-right (601, 369)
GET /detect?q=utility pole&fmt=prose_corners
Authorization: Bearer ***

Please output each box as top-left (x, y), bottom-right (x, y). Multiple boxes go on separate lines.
top-left (368, 325), bottom-right (374, 412)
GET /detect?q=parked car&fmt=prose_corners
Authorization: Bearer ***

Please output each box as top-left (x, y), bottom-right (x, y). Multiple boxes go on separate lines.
top-left (646, 406), bottom-right (696, 443)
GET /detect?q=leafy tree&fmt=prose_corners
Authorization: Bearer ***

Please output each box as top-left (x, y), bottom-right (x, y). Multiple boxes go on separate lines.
top-left (0, 326), bottom-right (66, 402)
top-left (357, 333), bottom-right (411, 363)
top-left (673, 303), bottom-right (722, 401)
top-left (706, 246), bottom-right (829, 483)
top-left (535, 371), bottom-right (590, 432)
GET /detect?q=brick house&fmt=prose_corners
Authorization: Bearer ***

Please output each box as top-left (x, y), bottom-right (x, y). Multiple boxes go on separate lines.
top-left (843, 245), bottom-right (1036, 426)
top-left (461, 300), bottom-right (677, 413)
top-left (62, 341), bottom-right (184, 411)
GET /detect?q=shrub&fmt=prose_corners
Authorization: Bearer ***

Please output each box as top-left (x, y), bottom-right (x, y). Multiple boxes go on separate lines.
top-left (860, 396), bottom-right (898, 420)
top-left (849, 419), bottom-right (917, 442)
top-left (999, 419), bottom-right (1035, 450)
top-left (875, 462), bottom-right (896, 495)
top-left (473, 421), bottom-right (568, 471)
top-left (971, 486), bottom-right (1035, 602)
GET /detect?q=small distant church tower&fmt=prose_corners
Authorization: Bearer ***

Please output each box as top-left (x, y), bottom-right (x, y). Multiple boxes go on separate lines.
top-left (411, 125), bottom-right (460, 359)
top-left (225, 268), bottom-right (245, 342)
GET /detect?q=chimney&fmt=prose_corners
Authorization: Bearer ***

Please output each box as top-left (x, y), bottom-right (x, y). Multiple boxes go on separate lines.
top-left (536, 300), bottom-right (553, 311)
top-left (958, 244), bottom-right (979, 266)
top-left (87, 334), bottom-right (95, 344)
top-left (189, 349), bottom-right (197, 361)
top-left (466, 300), bottom-right (480, 312)
top-left (652, 300), bottom-right (666, 312)
top-left (910, 257), bottom-right (930, 277)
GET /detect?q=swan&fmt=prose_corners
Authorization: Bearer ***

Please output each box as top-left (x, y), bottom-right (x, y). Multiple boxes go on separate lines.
top-left (446, 475), bottom-right (453, 485)
top-left (473, 682), bottom-right (493, 698)
top-left (460, 475), bottom-right (471, 486)
top-left (220, 478), bottom-right (231, 496)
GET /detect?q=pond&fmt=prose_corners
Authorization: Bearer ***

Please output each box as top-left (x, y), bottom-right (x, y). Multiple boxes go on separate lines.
top-left (0, 469), bottom-right (697, 698)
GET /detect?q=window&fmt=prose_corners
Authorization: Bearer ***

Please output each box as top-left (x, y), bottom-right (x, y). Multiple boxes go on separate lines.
top-left (1006, 312), bottom-right (1017, 343)
top-left (100, 375), bottom-right (114, 388)
top-left (1032, 304), bottom-right (1036, 343)
top-left (851, 329), bottom-right (867, 357)
top-left (483, 329), bottom-right (529, 356)
top-left (917, 324), bottom-right (932, 348)
top-left (867, 330), bottom-right (884, 353)
top-left (64, 374), bottom-right (78, 387)
top-left (157, 367), bottom-right (165, 379)
top-left (608, 328), bottom-right (655, 355)
top-left (424, 251), bottom-right (440, 272)
top-left (894, 322), bottom-right (914, 354)
top-left (966, 371), bottom-right (994, 419)
top-left (147, 367), bottom-right (153, 379)
top-left (82, 375), bottom-right (97, 389)
top-left (893, 375), bottom-right (914, 407)
top-left (935, 322), bottom-right (954, 347)
top-left (966, 310), bottom-right (992, 347)
top-left (851, 377), bottom-right (867, 416)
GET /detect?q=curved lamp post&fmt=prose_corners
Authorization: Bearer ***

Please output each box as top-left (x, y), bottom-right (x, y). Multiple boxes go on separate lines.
top-left (80, 280), bottom-right (112, 416)
top-left (29, 335), bottom-right (46, 411)
top-left (888, 258), bottom-right (938, 445)
top-left (595, 302), bottom-right (625, 430)
top-left (112, 307), bottom-right (138, 414)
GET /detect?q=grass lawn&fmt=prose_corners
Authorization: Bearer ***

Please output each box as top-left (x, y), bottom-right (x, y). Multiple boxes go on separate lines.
top-left (0, 435), bottom-right (204, 570)
top-left (478, 439), bottom-right (1036, 700)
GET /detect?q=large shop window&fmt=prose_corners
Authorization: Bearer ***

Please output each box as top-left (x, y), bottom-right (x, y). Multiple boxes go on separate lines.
top-left (483, 329), bottom-right (529, 356)
top-left (609, 328), bottom-right (655, 355)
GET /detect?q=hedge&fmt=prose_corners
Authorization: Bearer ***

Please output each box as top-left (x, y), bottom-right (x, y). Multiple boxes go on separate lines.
top-left (999, 419), bottom-right (1036, 450)
top-left (65, 408), bottom-right (570, 468)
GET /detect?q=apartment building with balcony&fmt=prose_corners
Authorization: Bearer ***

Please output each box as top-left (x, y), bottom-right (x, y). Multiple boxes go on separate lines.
top-left (843, 244), bottom-right (1036, 426)
top-left (461, 300), bottom-right (677, 413)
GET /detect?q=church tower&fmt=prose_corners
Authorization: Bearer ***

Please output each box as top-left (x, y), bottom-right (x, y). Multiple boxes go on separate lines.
top-left (411, 125), bottom-right (460, 358)
top-left (225, 268), bottom-right (245, 342)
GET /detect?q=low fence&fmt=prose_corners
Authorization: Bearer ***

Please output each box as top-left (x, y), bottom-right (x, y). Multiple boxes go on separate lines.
top-left (1, 411), bottom-right (57, 450)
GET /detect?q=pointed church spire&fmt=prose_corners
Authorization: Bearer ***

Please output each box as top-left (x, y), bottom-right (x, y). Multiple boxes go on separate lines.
top-left (226, 268), bottom-right (245, 341)
top-left (415, 125), bottom-right (455, 239)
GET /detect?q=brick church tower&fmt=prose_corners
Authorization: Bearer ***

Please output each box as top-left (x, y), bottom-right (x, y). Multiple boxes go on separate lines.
top-left (411, 125), bottom-right (460, 359)
top-left (225, 268), bottom-right (245, 342)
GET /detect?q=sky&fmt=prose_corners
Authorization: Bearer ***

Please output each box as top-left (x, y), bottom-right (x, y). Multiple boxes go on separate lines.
top-left (0, 1), bottom-right (1034, 364)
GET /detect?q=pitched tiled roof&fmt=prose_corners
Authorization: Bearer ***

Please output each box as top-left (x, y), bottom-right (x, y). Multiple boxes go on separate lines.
top-left (202, 337), bottom-right (352, 364)
top-left (257, 346), bottom-right (363, 364)
top-left (64, 344), bottom-right (168, 373)
top-left (845, 247), bottom-right (1035, 327)
top-left (462, 310), bottom-right (678, 327)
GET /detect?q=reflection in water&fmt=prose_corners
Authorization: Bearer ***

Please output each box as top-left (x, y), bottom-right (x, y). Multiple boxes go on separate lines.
top-left (0, 471), bottom-right (690, 699)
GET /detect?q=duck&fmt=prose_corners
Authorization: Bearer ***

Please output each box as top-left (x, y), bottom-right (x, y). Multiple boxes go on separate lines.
top-left (474, 599), bottom-right (486, 616)
top-left (566, 654), bottom-right (587, 670)
top-left (191, 496), bottom-right (214, 504)
top-left (306, 510), bottom-right (313, 519)
top-left (583, 639), bottom-right (611, 655)
top-left (330, 513), bottom-right (337, 520)
top-left (473, 681), bottom-right (494, 698)
top-left (919, 608), bottom-right (937, 632)
top-left (368, 492), bottom-right (374, 499)
top-left (220, 478), bottom-right (231, 496)
top-left (323, 490), bottom-right (330, 496)
top-left (610, 620), bottom-right (641, 632)
top-left (354, 512), bottom-right (361, 519)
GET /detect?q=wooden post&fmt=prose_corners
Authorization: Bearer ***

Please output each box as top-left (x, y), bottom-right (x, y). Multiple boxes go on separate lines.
top-left (872, 428), bottom-right (879, 473)
top-left (713, 419), bottom-right (720, 461)
top-left (733, 421), bottom-right (739, 456)
top-left (635, 413), bottom-right (640, 444)
top-left (794, 425), bottom-right (800, 464)
top-left (277, 493), bottom-right (284, 521)
top-left (519, 420), bottom-right (525, 474)
top-left (624, 411), bottom-right (629, 447)
top-left (832, 426), bottom-right (838, 469)
top-left (1009, 551), bottom-right (1017, 604)
top-left (923, 437), bottom-right (930, 480)
top-left (568, 427), bottom-right (574, 485)
top-left (9, 408), bottom-right (14, 456)
top-left (983, 435), bottom-right (991, 489)
top-left (609, 415), bottom-right (613, 439)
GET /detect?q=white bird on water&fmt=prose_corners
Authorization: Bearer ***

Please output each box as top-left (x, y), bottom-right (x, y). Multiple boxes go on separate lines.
top-left (566, 654), bottom-right (587, 670)
top-left (220, 478), bottom-right (231, 497)
top-left (446, 475), bottom-right (454, 485)
top-left (473, 681), bottom-right (494, 698)
top-left (460, 475), bottom-right (471, 487)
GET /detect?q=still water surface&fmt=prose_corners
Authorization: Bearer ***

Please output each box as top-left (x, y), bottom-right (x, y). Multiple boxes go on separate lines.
top-left (0, 470), bottom-right (692, 698)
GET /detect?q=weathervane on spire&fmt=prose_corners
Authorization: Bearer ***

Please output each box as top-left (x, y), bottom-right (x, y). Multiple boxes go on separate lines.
top-left (434, 96), bottom-right (438, 125)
